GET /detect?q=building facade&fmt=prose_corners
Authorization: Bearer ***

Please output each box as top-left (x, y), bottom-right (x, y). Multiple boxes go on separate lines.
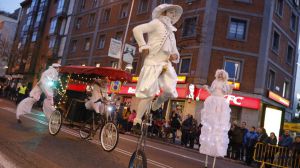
top-left (7, 0), bottom-right (74, 85)
top-left (0, 14), bottom-right (18, 77)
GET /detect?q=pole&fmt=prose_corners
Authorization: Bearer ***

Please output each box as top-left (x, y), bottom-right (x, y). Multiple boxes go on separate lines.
top-left (118, 0), bottom-right (135, 69)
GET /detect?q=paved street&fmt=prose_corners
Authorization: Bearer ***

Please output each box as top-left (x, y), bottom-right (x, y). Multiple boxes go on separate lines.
top-left (0, 98), bottom-right (249, 168)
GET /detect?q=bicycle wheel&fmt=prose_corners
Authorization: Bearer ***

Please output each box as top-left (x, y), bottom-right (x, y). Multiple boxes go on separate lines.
top-left (79, 118), bottom-right (93, 139)
top-left (48, 110), bottom-right (62, 136)
top-left (100, 122), bottom-right (119, 152)
top-left (128, 150), bottom-right (147, 168)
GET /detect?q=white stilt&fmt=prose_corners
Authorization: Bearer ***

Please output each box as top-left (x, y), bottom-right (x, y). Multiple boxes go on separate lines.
top-left (212, 157), bottom-right (216, 168)
top-left (205, 155), bottom-right (208, 168)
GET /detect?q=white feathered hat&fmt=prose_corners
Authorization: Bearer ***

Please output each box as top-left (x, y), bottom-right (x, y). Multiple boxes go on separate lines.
top-left (152, 4), bottom-right (183, 24)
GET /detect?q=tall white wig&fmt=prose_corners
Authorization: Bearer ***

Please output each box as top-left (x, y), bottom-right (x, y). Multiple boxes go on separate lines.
top-left (215, 69), bottom-right (229, 82)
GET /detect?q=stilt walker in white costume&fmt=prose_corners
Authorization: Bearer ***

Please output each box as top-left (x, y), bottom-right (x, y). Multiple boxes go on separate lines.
top-left (200, 69), bottom-right (233, 168)
top-left (131, 4), bottom-right (183, 130)
top-left (16, 63), bottom-right (60, 123)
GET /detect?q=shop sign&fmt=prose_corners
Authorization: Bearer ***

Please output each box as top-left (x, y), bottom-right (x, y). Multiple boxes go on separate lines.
top-left (194, 88), bottom-right (260, 110)
top-left (110, 81), bottom-right (122, 93)
top-left (268, 91), bottom-right (290, 107)
top-left (131, 76), bottom-right (186, 84)
top-left (109, 85), bottom-right (187, 98)
top-left (283, 122), bottom-right (300, 133)
top-left (228, 81), bottom-right (240, 90)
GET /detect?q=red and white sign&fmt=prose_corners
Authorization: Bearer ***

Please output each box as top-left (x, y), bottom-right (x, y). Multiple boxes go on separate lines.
top-left (194, 88), bottom-right (261, 110)
top-left (66, 83), bottom-right (260, 110)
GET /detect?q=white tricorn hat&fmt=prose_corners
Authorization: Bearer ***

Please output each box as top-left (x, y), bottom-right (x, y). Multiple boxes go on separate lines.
top-left (152, 4), bottom-right (183, 24)
top-left (51, 63), bottom-right (61, 68)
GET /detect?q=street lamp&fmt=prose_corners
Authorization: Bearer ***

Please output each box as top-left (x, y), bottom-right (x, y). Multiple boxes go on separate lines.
top-left (118, 0), bottom-right (135, 69)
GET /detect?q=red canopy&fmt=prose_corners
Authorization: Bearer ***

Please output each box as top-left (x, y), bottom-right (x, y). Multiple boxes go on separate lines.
top-left (59, 66), bottom-right (132, 81)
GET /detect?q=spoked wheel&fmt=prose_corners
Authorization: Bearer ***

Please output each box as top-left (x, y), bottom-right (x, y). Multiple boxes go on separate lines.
top-left (128, 150), bottom-right (147, 168)
top-left (48, 110), bottom-right (62, 136)
top-left (100, 122), bottom-right (119, 152)
top-left (79, 119), bottom-right (92, 139)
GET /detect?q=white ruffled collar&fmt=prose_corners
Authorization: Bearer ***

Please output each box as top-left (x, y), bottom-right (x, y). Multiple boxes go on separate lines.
top-left (158, 16), bottom-right (177, 32)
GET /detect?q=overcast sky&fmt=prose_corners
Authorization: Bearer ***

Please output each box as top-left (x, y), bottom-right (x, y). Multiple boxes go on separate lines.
top-left (0, 0), bottom-right (22, 13)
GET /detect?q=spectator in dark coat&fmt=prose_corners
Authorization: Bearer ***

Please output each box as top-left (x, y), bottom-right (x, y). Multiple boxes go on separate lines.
top-left (181, 114), bottom-right (192, 147)
top-left (257, 127), bottom-right (268, 143)
top-left (229, 121), bottom-right (244, 160)
top-left (240, 122), bottom-right (248, 161)
top-left (245, 126), bottom-right (258, 166)
top-left (264, 132), bottom-right (277, 145)
top-left (289, 136), bottom-right (300, 168)
top-left (170, 112), bottom-right (181, 143)
top-left (278, 130), bottom-right (293, 147)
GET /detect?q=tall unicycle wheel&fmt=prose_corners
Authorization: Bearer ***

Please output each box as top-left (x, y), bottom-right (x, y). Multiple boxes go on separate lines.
top-left (128, 150), bottom-right (147, 168)
top-left (100, 122), bottom-right (119, 152)
top-left (48, 110), bottom-right (62, 136)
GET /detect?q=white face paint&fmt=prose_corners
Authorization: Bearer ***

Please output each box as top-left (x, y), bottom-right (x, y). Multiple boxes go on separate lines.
top-left (166, 9), bottom-right (176, 23)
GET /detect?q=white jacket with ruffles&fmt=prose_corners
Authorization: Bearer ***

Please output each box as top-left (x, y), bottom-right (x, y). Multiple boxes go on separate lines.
top-left (133, 18), bottom-right (180, 65)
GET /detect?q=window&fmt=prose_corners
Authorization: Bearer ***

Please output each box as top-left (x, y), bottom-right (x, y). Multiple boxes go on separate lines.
top-left (98, 35), bottom-right (105, 49)
top-left (93, 0), bottom-right (97, 7)
top-left (88, 13), bottom-right (96, 27)
top-left (182, 17), bottom-right (197, 37)
top-left (267, 70), bottom-right (275, 90)
top-left (70, 40), bottom-right (77, 52)
top-left (102, 8), bottom-right (111, 23)
top-left (275, 0), bottom-right (283, 16)
top-left (228, 18), bottom-right (247, 40)
top-left (84, 38), bottom-right (91, 51)
top-left (286, 44), bottom-right (294, 64)
top-left (160, 0), bottom-right (172, 4)
top-left (26, 16), bottom-right (32, 26)
top-left (282, 81), bottom-right (290, 98)
top-left (235, 0), bottom-right (252, 3)
top-left (31, 31), bottom-right (38, 42)
top-left (49, 18), bottom-right (57, 34)
top-left (224, 60), bottom-right (241, 81)
top-left (111, 61), bottom-right (118, 68)
top-left (179, 57), bottom-right (191, 74)
top-left (138, 0), bottom-right (148, 14)
top-left (39, 0), bottom-right (47, 8)
top-left (115, 31), bottom-right (123, 41)
top-left (75, 17), bottom-right (82, 30)
top-left (34, 11), bottom-right (43, 27)
top-left (131, 61), bottom-right (138, 74)
top-left (272, 30), bottom-right (280, 53)
top-left (120, 3), bottom-right (129, 18)
top-left (49, 37), bottom-right (56, 48)
top-left (56, 0), bottom-right (64, 14)
top-left (80, 0), bottom-right (86, 10)
top-left (290, 12), bottom-right (297, 31)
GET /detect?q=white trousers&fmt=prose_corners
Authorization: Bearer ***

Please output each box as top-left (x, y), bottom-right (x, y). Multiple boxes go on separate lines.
top-left (134, 63), bottom-right (178, 125)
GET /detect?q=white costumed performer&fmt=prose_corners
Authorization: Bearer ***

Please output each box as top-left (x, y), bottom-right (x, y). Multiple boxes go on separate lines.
top-left (16, 63), bottom-right (60, 123)
top-left (200, 69), bottom-right (233, 168)
top-left (132, 4), bottom-right (183, 127)
top-left (85, 79), bottom-right (108, 114)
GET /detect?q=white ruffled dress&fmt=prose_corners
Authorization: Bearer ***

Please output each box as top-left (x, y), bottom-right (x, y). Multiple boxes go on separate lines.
top-left (199, 80), bottom-right (231, 157)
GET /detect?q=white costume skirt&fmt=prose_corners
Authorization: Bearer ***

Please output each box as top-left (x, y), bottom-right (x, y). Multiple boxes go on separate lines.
top-left (136, 63), bottom-right (178, 98)
top-left (199, 95), bottom-right (231, 157)
top-left (16, 97), bottom-right (38, 120)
